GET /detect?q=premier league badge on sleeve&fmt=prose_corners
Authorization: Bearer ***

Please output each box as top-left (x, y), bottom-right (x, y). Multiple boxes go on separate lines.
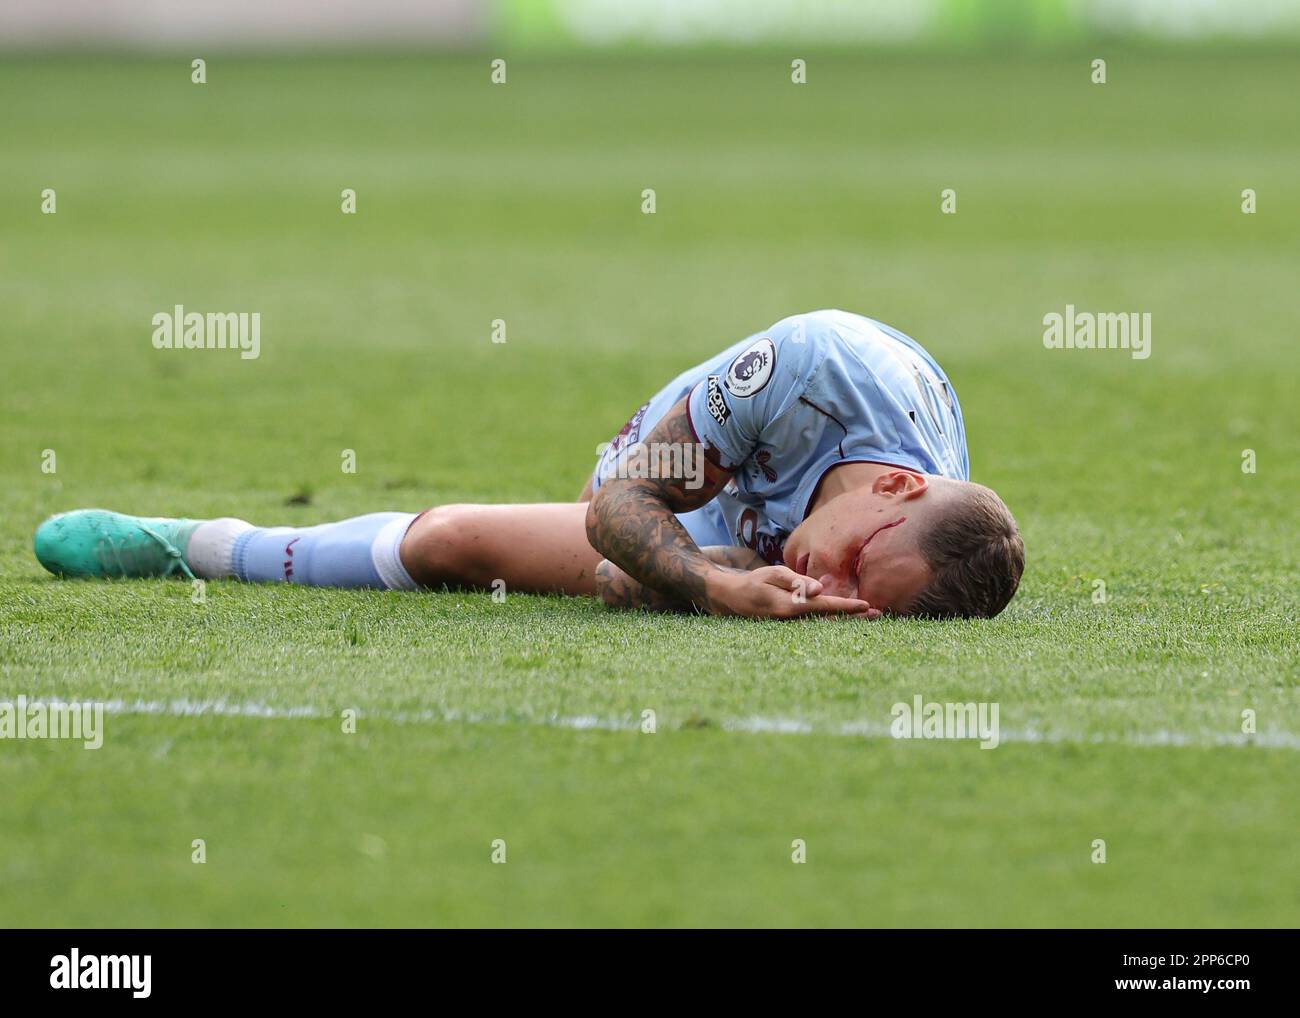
top-left (724, 337), bottom-right (775, 397)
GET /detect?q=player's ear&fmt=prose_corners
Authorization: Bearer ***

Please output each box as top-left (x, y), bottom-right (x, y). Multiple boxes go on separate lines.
top-left (871, 470), bottom-right (929, 499)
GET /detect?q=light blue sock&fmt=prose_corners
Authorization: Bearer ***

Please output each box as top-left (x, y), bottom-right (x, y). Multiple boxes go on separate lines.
top-left (229, 512), bottom-right (418, 589)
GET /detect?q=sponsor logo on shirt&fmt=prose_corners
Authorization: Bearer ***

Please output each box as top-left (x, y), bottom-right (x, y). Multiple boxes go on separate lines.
top-left (736, 507), bottom-right (786, 565)
top-left (705, 374), bottom-right (730, 426)
top-left (723, 337), bottom-right (775, 397)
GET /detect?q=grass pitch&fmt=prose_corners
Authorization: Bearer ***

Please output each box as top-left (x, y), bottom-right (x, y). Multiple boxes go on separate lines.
top-left (0, 49), bottom-right (1297, 927)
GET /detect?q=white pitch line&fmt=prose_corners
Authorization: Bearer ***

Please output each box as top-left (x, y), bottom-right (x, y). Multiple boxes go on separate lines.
top-left (28, 696), bottom-right (1300, 751)
top-left (725, 715), bottom-right (1300, 750)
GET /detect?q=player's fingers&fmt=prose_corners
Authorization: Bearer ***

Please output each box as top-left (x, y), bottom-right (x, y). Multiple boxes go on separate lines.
top-left (792, 574), bottom-right (823, 598)
top-left (761, 565), bottom-right (800, 587)
top-left (809, 573), bottom-right (878, 617)
top-left (792, 594), bottom-right (875, 616)
top-left (762, 565), bottom-right (822, 597)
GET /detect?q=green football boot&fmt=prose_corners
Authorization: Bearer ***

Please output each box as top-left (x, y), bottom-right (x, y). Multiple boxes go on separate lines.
top-left (34, 509), bottom-right (202, 580)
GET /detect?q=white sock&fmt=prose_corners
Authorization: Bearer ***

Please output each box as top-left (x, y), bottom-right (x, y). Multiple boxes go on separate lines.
top-left (186, 518), bottom-right (255, 579)
top-left (371, 513), bottom-right (419, 591)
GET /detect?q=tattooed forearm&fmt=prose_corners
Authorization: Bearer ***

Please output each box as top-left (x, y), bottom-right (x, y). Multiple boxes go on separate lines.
top-left (595, 547), bottom-right (764, 612)
top-left (585, 397), bottom-right (735, 612)
top-left (595, 557), bottom-right (681, 611)
top-left (589, 483), bottom-right (716, 609)
top-left (594, 558), bottom-right (639, 609)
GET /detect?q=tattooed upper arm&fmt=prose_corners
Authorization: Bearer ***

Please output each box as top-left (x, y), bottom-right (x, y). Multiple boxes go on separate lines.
top-left (623, 394), bottom-right (733, 512)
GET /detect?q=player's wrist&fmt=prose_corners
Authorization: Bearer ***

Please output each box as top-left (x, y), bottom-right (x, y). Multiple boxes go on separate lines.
top-left (702, 566), bottom-right (743, 615)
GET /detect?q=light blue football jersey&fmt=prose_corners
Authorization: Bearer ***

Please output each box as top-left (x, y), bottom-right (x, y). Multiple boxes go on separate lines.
top-left (591, 310), bottom-right (970, 564)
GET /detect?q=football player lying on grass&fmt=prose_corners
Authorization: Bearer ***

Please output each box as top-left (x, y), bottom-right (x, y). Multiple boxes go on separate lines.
top-left (33, 310), bottom-right (1024, 620)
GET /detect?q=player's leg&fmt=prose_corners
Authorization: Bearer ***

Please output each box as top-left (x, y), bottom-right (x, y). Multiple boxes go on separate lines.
top-left (398, 502), bottom-right (602, 596)
top-left (34, 503), bottom-right (604, 596)
top-left (33, 509), bottom-right (420, 590)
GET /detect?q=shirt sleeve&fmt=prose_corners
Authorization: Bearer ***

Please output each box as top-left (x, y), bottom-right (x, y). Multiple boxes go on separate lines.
top-left (686, 316), bottom-right (825, 468)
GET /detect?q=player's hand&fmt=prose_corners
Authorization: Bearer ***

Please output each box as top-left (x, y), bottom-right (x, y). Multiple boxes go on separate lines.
top-left (706, 565), bottom-right (880, 620)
